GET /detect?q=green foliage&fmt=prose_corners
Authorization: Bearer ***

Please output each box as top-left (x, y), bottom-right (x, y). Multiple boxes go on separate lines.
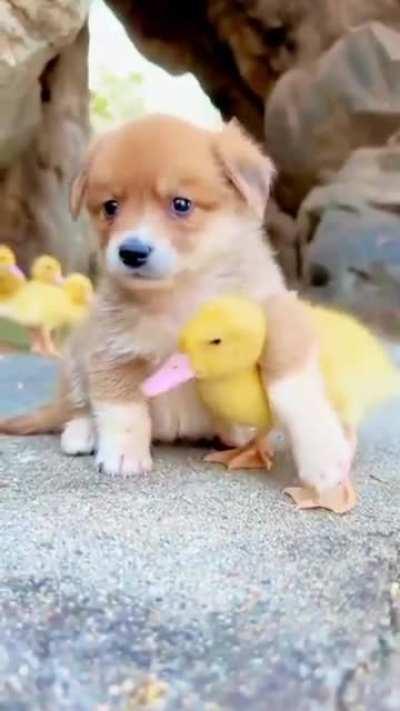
top-left (90, 71), bottom-right (146, 132)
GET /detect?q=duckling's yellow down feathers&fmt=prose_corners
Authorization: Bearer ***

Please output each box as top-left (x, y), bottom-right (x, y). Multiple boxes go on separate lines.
top-left (310, 304), bottom-right (400, 428)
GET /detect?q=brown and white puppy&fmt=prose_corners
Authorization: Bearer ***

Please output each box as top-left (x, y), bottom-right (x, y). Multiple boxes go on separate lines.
top-left (0, 114), bottom-right (350, 490)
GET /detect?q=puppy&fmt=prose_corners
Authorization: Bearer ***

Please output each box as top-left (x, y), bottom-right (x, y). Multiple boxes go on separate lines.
top-left (0, 114), bottom-right (350, 490)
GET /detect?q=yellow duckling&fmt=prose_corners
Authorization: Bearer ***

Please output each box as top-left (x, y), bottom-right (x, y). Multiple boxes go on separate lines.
top-left (142, 295), bottom-right (400, 513)
top-left (0, 263), bottom-right (76, 357)
top-left (62, 273), bottom-right (93, 324)
top-left (31, 255), bottom-right (63, 285)
top-left (0, 245), bottom-right (19, 269)
top-left (142, 298), bottom-right (274, 471)
top-left (0, 263), bottom-right (26, 293)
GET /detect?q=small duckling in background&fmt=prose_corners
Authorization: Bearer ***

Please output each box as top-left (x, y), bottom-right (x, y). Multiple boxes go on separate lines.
top-left (31, 255), bottom-right (63, 285)
top-left (0, 263), bottom-right (26, 293)
top-left (62, 273), bottom-right (94, 324)
top-left (0, 262), bottom-right (78, 357)
top-left (0, 245), bottom-right (18, 269)
top-left (142, 295), bottom-right (400, 513)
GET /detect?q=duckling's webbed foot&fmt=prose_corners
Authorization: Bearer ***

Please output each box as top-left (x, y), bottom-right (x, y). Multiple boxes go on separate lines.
top-left (205, 437), bottom-right (274, 471)
top-left (284, 479), bottom-right (357, 514)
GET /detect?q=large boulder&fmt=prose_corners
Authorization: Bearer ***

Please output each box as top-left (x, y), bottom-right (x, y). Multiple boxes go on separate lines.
top-left (265, 22), bottom-right (400, 213)
top-left (298, 143), bottom-right (400, 335)
top-left (0, 0), bottom-right (95, 273)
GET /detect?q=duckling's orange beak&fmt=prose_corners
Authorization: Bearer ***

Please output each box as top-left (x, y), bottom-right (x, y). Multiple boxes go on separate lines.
top-left (141, 353), bottom-right (195, 398)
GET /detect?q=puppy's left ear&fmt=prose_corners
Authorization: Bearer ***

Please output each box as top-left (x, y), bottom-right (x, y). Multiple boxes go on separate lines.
top-left (214, 119), bottom-right (275, 219)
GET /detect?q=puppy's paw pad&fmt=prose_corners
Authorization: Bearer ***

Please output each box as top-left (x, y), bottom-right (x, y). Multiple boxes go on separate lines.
top-left (61, 417), bottom-right (96, 456)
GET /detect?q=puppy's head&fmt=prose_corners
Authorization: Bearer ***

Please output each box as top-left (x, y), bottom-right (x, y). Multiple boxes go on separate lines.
top-left (71, 115), bottom-right (274, 290)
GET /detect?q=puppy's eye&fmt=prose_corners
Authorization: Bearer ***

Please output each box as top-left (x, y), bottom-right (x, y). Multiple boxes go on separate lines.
top-left (209, 338), bottom-right (222, 345)
top-left (171, 196), bottom-right (192, 217)
top-left (102, 199), bottom-right (120, 219)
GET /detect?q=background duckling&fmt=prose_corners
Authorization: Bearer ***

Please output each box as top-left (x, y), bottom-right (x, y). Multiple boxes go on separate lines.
top-left (0, 262), bottom-right (75, 357)
top-left (53, 274), bottom-right (94, 349)
top-left (63, 273), bottom-right (93, 324)
top-left (31, 255), bottom-right (63, 286)
top-left (142, 295), bottom-right (400, 513)
top-left (0, 249), bottom-right (28, 350)
top-left (0, 245), bottom-right (18, 269)
top-left (0, 262), bottom-right (26, 294)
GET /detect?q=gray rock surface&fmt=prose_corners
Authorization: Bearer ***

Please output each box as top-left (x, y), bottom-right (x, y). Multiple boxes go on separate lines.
top-left (300, 144), bottom-right (400, 336)
top-left (0, 355), bottom-right (399, 710)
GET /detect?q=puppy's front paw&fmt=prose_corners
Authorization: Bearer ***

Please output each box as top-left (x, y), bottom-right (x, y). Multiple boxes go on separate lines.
top-left (296, 425), bottom-right (352, 493)
top-left (94, 401), bottom-right (153, 477)
top-left (61, 416), bottom-right (96, 456)
top-left (96, 442), bottom-right (153, 478)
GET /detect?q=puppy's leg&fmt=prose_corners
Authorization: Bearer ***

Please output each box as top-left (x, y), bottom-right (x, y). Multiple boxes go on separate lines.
top-left (261, 293), bottom-right (351, 492)
top-left (95, 402), bottom-right (152, 477)
top-left (61, 413), bottom-right (96, 456)
top-left (90, 362), bottom-right (152, 477)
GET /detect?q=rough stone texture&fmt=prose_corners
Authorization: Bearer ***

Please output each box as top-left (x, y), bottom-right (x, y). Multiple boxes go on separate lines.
top-left (300, 145), bottom-right (400, 336)
top-left (0, 354), bottom-right (399, 709)
top-left (0, 0), bottom-right (95, 273)
top-left (107, 0), bottom-right (400, 144)
top-left (265, 22), bottom-right (400, 213)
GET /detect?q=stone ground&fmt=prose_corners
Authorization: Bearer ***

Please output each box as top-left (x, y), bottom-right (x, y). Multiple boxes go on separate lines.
top-left (0, 355), bottom-right (399, 711)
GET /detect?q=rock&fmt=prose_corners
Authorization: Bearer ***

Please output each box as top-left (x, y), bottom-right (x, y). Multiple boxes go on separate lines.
top-left (299, 144), bottom-right (400, 336)
top-left (265, 22), bottom-right (400, 212)
top-left (108, 0), bottom-right (400, 144)
top-left (0, 0), bottom-right (95, 273)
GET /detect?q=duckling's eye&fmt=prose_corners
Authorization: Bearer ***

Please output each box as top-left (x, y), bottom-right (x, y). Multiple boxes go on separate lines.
top-left (102, 199), bottom-right (120, 219)
top-left (171, 197), bottom-right (193, 217)
top-left (209, 338), bottom-right (222, 345)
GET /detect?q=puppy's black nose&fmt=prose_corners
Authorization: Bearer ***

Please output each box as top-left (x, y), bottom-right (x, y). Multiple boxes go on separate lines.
top-left (118, 238), bottom-right (153, 269)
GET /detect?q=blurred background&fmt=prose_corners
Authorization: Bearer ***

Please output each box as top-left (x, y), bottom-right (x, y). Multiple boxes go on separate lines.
top-left (1, 0), bottom-right (400, 350)
top-left (89, 0), bottom-right (221, 132)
